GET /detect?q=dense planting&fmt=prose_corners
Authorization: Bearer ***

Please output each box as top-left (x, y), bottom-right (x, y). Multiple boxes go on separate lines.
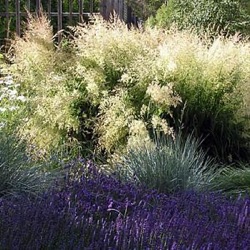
top-left (6, 14), bottom-right (250, 163)
top-left (0, 9), bottom-right (250, 249)
top-left (0, 159), bottom-right (249, 249)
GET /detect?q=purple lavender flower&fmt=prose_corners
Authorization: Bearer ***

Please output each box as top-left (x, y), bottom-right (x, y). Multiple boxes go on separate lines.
top-left (0, 158), bottom-right (249, 249)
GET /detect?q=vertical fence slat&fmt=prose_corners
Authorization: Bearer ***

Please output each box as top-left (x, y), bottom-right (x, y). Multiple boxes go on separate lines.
top-left (115, 0), bottom-right (117, 18)
top-left (58, 0), bottom-right (63, 43)
top-left (5, 0), bottom-right (10, 39)
top-left (69, 0), bottom-right (73, 24)
top-left (100, 0), bottom-right (105, 19)
top-left (47, 0), bottom-right (51, 19)
top-left (90, 0), bottom-right (93, 14)
top-left (123, 0), bottom-right (127, 23)
top-left (16, 0), bottom-right (21, 36)
top-left (79, 0), bottom-right (83, 23)
top-left (104, 0), bottom-right (109, 20)
top-left (36, 0), bottom-right (41, 15)
top-left (118, 0), bottom-right (121, 19)
top-left (26, 0), bottom-right (30, 12)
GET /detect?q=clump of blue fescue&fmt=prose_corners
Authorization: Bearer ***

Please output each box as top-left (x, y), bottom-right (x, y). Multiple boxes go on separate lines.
top-left (115, 133), bottom-right (219, 194)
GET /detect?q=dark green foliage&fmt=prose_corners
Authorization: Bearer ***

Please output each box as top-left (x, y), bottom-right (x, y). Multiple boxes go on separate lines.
top-left (127, 0), bottom-right (164, 20)
top-left (212, 163), bottom-right (250, 197)
top-left (148, 0), bottom-right (250, 36)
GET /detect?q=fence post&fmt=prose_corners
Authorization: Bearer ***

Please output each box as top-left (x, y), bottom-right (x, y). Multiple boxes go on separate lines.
top-left (69, 0), bottom-right (73, 25)
top-left (16, 0), bottom-right (21, 36)
top-left (100, 0), bottom-right (106, 19)
top-left (58, 0), bottom-right (63, 43)
top-left (26, 0), bottom-right (31, 12)
top-left (5, 0), bottom-right (10, 40)
top-left (79, 0), bottom-right (83, 23)
top-left (36, 0), bottom-right (41, 16)
top-left (47, 0), bottom-right (52, 19)
top-left (90, 0), bottom-right (94, 14)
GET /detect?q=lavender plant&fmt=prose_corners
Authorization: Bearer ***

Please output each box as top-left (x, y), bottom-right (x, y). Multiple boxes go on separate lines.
top-left (0, 158), bottom-right (249, 249)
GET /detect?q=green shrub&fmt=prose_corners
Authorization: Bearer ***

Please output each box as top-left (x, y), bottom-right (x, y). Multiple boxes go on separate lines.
top-left (127, 0), bottom-right (163, 21)
top-left (113, 133), bottom-right (218, 194)
top-left (147, 0), bottom-right (250, 36)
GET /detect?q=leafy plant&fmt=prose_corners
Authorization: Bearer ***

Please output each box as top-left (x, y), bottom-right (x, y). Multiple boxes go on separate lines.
top-left (147, 0), bottom-right (250, 37)
top-left (114, 133), bottom-right (219, 194)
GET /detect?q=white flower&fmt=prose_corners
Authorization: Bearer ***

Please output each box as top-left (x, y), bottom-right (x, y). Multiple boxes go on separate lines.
top-left (17, 95), bottom-right (26, 102)
top-left (4, 76), bottom-right (14, 85)
top-left (0, 122), bottom-right (5, 129)
top-left (0, 107), bottom-right (6, 112)
top-left (9, 106), bottom-right (17, 111)
top-left (8, 89), bottom-right (18, 97)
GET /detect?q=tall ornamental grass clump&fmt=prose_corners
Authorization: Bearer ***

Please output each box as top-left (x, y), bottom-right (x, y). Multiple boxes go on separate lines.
top-left (9, 14), bottom-right (250, 162)
top-left (9, 13), bottom-right (81, 157)
top-left (115, 133), bottom-right (218, 194)
top-left (9, 15), bottom-right (182, 157)
top-left (165, 33), bottom-right (250, 163)
top-left (68, 17), bottom-right (182, 154)
top-left (0, 159), bottom-right (249, 249)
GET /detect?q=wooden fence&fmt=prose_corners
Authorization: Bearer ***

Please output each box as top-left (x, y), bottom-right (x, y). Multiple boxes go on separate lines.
top-left (100, 0), bottom-right (137, 24)
top-left (0, 0), bottom-right (137, 49)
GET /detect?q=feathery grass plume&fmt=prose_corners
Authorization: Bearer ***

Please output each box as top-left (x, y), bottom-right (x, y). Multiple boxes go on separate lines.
top-left (114, 132), bottom-right (218, 194)
top-left (163, 31), bottom-right (250, 163)
top-left (8, 13), bottom-right (80, 157)
top-left (8, 12), bottom-right (250, 162)
top-left (71, 17), bottom-right (181, 154)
